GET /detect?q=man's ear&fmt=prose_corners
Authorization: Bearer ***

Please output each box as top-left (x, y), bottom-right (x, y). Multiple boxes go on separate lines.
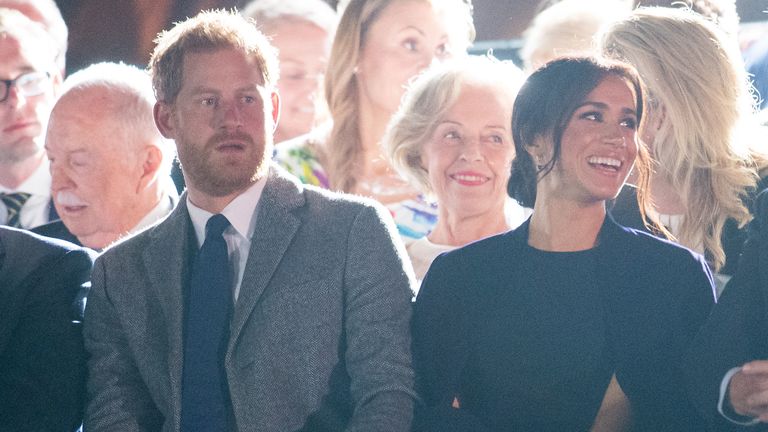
top-left (270, 90), bottom-right (280, 131)
top-left (154, 101), bottom-right (176, 139)
top-left (50, 71), bottom-right (64, 97)
top-left (136, 144), bottom-right (163, 193)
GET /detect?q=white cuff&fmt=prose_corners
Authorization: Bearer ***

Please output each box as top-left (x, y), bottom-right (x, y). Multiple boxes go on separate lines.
top-left (718, 366), bottom-right (762, 426)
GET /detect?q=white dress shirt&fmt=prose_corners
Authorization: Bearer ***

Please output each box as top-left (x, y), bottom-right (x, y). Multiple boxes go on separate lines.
top-left (129, 187), bottom-right (178, 236)
top-left (0, 159), bottom-right (52, 229)
top-left (187, 178), bottom-right (266, 301)
top-left (718, 367), bottom-right (761, 426)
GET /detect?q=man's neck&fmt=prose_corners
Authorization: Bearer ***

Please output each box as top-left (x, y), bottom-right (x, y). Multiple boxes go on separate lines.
top-left (0, 153), bottom-right (44, 190)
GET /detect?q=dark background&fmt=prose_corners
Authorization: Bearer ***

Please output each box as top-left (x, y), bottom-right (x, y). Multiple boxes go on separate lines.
top-left (53, 0), bottom-right (768, 75)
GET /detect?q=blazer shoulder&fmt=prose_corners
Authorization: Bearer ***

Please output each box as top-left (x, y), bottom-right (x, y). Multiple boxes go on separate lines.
top-left (0, 227), bottom-right (95, 292)
top-left (612, 221), bottom-right (706, 264)
top-left (1, 226), bottom-right (92, 262)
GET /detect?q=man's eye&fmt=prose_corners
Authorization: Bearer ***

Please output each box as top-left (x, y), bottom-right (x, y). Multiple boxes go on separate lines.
top-left (403, 39), bottom-right (418, 51)
top-left (201, 97), bottom-right (216, 106)
top-left (242, 96), bottom-right (255, 104)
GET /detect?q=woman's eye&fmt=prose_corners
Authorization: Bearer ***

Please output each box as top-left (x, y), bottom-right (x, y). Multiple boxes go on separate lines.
top-left (284, 71), bottom-right (307, 81)
top-left (435, 43), bottom-right (450, 58)
top-left (201, 97), bottom-right (216, 107)
top-left (580, 112), bottom-right (602, 121)
top-left (489, 135), bottom-right (504, 144)
top-left (621, 117), bottom-right (637, 130)
top-left (403, 39), bottom-right (418, 52)
top-left (444, 131), bottom-right (460, 140)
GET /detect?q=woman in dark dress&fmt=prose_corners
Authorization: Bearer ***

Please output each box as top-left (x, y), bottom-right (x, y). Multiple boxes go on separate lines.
top-left (412, 57), bottom-right (717, 431)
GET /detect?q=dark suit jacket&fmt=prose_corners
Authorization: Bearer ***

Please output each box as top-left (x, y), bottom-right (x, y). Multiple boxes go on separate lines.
top-left (413, 215), bottom-right (716, 431)
top-left (685, 189), bottom-right (768, 431)
top-left (33, 219), bottom-right (81, 246)
top-left (83, 166), bottom-right (416, 432)
top-left (0, 227), bottom-right (96, 432)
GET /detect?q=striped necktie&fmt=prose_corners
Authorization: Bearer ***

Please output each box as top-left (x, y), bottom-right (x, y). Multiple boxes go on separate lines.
top-left (1, 192), bottom-right (31, 228)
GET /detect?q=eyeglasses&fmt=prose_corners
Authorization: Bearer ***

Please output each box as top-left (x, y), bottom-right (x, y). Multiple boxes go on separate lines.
top-left (0, 71), bottom-right (51, 103)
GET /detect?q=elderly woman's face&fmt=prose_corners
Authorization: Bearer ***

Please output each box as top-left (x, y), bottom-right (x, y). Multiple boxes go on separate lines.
top-left (538, 74), bottom-right (638, 204)
top-left (421, 82), bottom-right (514, 216)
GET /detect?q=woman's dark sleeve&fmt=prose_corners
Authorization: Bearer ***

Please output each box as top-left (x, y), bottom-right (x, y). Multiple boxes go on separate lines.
top-left (412, 253), bottom-right (489, 431)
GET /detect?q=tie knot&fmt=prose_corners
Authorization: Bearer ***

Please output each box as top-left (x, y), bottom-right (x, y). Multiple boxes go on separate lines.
top-left (206, 214), bottom-right (230, 238)
top-left (1, 192), bottom-right (32, 228)
top-left (1, 192), bottom-right (31, 208)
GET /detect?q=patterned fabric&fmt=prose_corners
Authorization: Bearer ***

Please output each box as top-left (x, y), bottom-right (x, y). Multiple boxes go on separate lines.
top-left (1, 192), bottom-right (31, 228)
top-left (274, 139), bottom-right (438, 242)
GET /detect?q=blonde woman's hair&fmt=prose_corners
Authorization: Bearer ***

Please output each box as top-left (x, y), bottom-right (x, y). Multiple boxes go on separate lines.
top-left (384, 55), bottom-right (523, 196)
top-left (520, 0), bottom-right (631, 71)
top-left (600, 7), bottom-right (768, 271)
top-left (323, 0), bottom-right (475, 192)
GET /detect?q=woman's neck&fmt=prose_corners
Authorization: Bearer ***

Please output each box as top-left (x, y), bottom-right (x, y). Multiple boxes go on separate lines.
top-left (429, 202), bottom-right (510, 247)
top-left (649, 173), bottom-right (685, 215)
top-left (357, 97), bottom-right (392, 168)
top-left (528, 195), bottom-right (605, 252)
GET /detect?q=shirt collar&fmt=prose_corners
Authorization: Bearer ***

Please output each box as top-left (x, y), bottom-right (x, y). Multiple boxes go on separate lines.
top-left (130, 189), bottom-right (177, 236)
top-left (0, 158), bottom-right (51, 195)
top-left (187, 176), bottom-right (267, 248)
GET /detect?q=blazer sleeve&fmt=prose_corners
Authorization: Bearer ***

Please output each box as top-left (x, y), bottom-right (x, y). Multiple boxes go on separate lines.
top-left (83, 256), bottom-right (163, 432)
top-left (341, 204), bottom-right (418, 432)
top-left (412, 252), bottom-right (490, 431)
top-left (684, 190), bottom-right (768, 429)
top-left (0, 246), bottom-right (94, 432)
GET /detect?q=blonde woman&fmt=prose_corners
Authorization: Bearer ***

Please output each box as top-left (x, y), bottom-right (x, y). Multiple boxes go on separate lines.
top-left (601, 7), bottom-right (768, 293)
top-left (275, 0), bottom-right (475, 241)
top-left (385, 56), bottom-right (530, 281)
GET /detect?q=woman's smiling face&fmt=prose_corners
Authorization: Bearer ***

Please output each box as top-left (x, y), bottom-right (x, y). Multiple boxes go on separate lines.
top-left (538, 74), bottom-right (639, 204)
top-left (421, 81), bottom-right (514, 217)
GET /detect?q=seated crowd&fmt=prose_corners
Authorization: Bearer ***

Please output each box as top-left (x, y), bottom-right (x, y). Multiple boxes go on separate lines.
top-left (2, 0), bottom-right (768, 431)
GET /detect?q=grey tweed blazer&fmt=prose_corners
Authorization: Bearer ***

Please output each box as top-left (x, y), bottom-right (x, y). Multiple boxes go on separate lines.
top-left (83, 165), bottom-right (417, 432)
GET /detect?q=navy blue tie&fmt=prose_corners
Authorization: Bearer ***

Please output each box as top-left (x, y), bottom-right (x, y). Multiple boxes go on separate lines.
top-left (181, 214), bottom-right (232, 431)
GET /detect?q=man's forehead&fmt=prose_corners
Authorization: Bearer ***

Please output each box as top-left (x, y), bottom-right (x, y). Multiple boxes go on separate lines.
top-left (180, 49), bottom-right (267, 85)
top-left (0, 30), bottom-right (52, 66)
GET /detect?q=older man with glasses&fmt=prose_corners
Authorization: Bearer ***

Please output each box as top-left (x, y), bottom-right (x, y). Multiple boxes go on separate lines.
top-left (0, 8), bottom-right (60, 229)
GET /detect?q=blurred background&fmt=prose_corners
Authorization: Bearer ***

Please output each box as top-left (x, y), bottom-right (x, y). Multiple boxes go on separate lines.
top-left (55, 0), bottom-right (768, 74)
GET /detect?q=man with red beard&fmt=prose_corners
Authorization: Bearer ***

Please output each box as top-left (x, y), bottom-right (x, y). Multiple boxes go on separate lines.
top-left (34, 62), bottom-right (177, 250)
top-left (83, 10), bottom-right (416, 432)
top-left (0, 8), bottom-right (61, 228)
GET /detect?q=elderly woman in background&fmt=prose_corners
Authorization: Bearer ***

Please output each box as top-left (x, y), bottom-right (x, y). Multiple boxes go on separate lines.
top-left (600, 7), bottom-right (768, 294)
top-left (384, 55), bottom-right (530, 281)
top-left (412, 57), bottom-right (716, 431)
top-left (275, 0), bottom-right (475, 241)
top-left (519, 0), bottom-right (631, 72)
top-left (241, 0), bottom-right (337, 143)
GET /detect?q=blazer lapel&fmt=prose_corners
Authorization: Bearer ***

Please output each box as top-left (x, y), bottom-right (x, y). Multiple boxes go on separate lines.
top-left (142, 195), bottom-right (193, 424)
top-left (228, 167), bottom-right (304, 352)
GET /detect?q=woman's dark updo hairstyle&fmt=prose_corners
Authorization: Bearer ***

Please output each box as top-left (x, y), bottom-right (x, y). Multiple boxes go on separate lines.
top-left (508, 56), bottom-right (648, 209)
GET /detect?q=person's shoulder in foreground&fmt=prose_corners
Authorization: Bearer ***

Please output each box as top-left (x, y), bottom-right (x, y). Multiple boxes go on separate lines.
top-left (0, 226), bottom-right (96, 432)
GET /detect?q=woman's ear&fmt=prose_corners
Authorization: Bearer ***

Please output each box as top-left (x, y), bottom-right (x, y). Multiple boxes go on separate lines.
top-left (526, 136), bottom-right (550, 167)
